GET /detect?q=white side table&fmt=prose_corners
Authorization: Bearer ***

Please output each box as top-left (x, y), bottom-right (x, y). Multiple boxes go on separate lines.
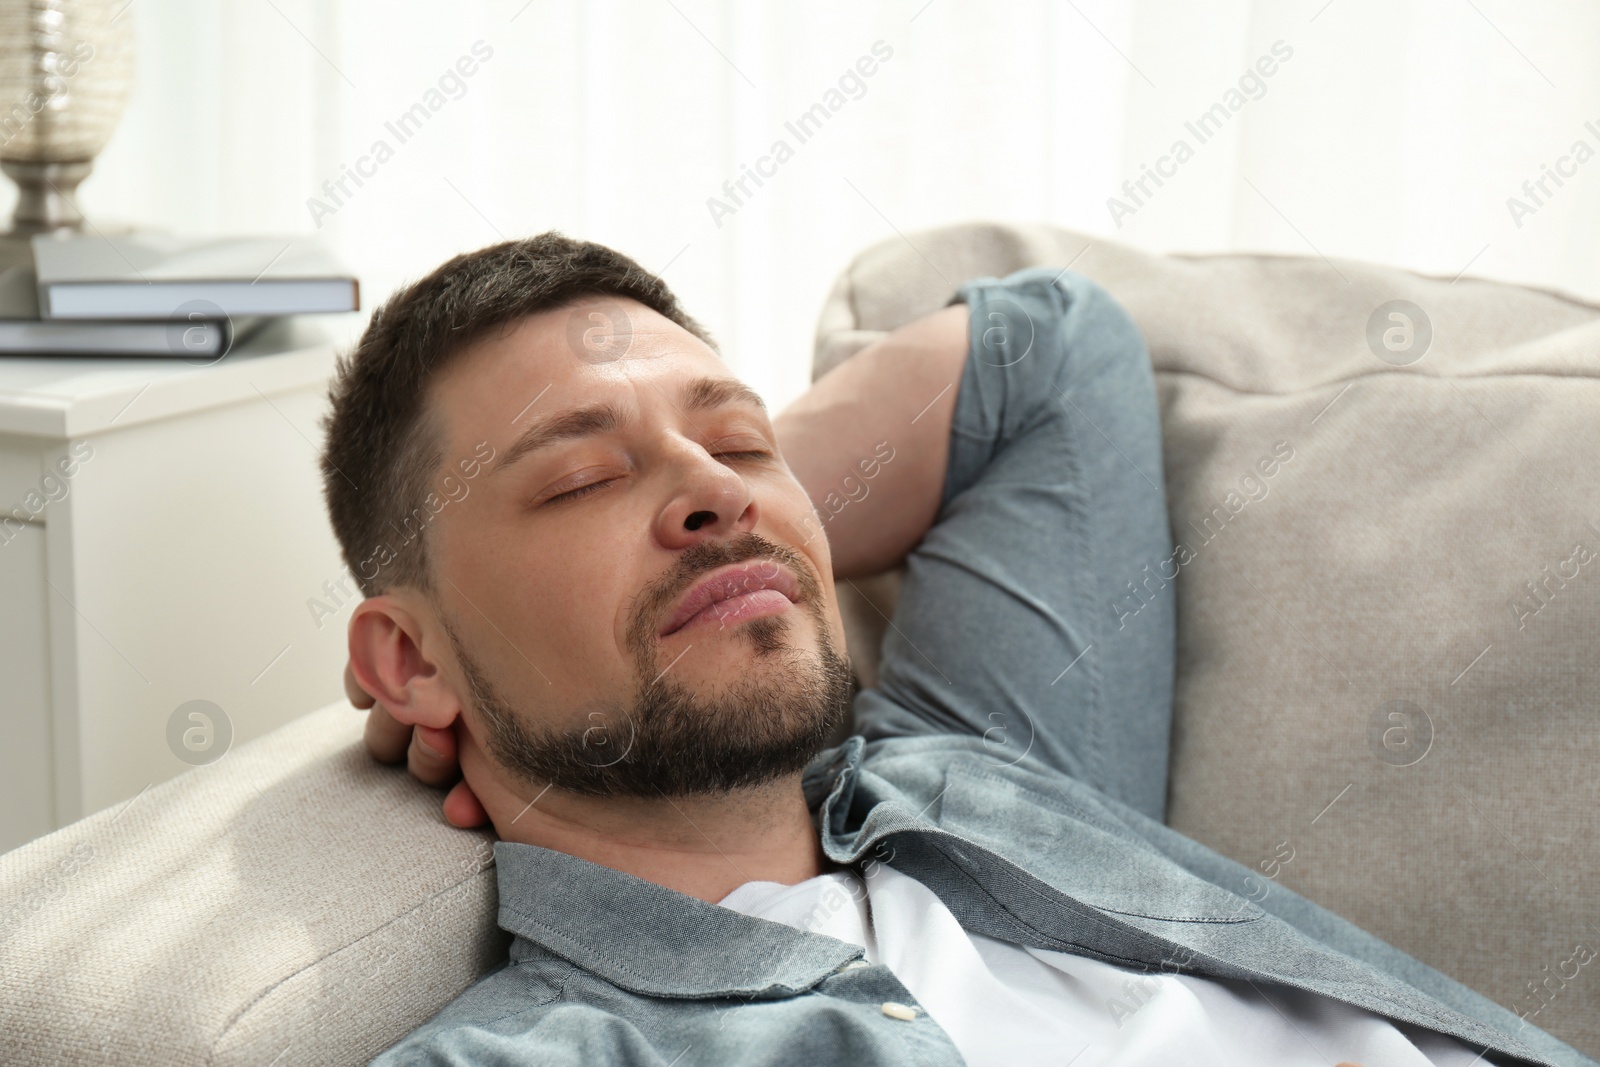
top-left (0, 318), bottom-right (363, 853)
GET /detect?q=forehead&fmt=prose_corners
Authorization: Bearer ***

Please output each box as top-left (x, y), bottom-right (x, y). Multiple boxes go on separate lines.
top-left (427, 297), bottom-right (732, 448)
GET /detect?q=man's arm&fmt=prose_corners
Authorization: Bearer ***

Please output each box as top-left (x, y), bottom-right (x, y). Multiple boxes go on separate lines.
top-left (352, 303), bottom-right (972, 823)
top-left (772, 303), bottom-right (970, 578)
top-left (846, 268), bottom-right (1176, 820)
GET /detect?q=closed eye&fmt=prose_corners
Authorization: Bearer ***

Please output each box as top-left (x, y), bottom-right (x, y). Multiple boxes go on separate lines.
top-left (546, 479), bottom-right (614, 504)
top-left (545, 451), bottom-right (772, 505)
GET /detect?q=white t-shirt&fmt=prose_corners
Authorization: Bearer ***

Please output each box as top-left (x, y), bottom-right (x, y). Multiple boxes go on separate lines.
top-left (718, 863), bottom-right (1486, 1067)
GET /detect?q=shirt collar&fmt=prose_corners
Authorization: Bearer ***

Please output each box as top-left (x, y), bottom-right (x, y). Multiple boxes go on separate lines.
top-left (491, 737), bottom-right (869, 999)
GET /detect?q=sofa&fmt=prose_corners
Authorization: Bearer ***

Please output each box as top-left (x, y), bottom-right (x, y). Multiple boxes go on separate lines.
top-left (3, 222), bottom-right (1597, 1065)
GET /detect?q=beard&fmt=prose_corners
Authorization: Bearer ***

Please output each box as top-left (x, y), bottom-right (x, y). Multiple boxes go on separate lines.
top-left (443, 531), bottom-right (855, 799)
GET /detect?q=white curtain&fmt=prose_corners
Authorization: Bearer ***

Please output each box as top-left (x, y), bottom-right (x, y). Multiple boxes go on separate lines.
top-left (53, 0), bottom-right (1600, 410)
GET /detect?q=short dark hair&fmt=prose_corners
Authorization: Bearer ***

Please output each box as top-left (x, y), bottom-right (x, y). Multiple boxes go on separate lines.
top-left (321, 232), bottom-right (715, 598)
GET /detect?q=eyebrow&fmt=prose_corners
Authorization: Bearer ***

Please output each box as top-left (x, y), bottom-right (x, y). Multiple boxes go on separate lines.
top-left (492, 376), bottom-right (768, 476)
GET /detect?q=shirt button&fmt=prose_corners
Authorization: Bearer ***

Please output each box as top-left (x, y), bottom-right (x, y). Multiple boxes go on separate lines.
top-left (840, 960), bottom-right (871, 972)
top-left (880, 1001), bottom-right (919, 1021)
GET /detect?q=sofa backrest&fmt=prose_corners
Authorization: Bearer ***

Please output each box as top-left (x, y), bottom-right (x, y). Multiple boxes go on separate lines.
top-left (816, 222), bottom-right (1600, 1059)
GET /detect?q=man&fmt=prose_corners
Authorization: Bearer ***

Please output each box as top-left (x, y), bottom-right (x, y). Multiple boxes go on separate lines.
top-left (326, 233), bottom-right (1589, 1066)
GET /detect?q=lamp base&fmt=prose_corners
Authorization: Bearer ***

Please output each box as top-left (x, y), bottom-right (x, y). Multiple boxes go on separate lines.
top-left (0, 160), bottom-right (95, 234)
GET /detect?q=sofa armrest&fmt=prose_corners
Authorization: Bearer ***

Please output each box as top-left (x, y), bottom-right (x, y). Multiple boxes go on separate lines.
top-left (0, 700), bottom-right (505, 1067)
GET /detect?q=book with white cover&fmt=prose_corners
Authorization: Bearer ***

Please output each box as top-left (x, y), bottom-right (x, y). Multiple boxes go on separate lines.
top-left (0, 264), bottom-right (244, 357)
top-left (31, 233), bottom-right (359, 320)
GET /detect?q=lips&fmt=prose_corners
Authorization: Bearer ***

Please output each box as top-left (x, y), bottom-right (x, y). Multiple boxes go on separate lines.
top-left (659, 560), bottom-right (802, 637)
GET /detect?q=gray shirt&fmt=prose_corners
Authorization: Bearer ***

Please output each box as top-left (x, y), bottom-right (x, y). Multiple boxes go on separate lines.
top-left (371, 733), bottom-right (1591, 1067)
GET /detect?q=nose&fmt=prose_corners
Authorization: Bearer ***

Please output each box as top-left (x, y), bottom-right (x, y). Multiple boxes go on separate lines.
top-left (655, 445), bottom-right (759, 550)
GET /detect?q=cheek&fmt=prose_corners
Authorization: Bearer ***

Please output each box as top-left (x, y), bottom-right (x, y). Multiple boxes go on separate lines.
top-left (445, 519), bottom-right (641, 692)
top-left (762, 491), bottom-right (844, 636)
top-left (768, 488), bottom-right (833, 571)
top-left (487, 570), bottom-right (646, 731)
top-left (530, 551), bottom-right (638, 660)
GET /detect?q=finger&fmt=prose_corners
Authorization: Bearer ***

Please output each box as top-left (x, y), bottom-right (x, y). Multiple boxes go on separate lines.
top-left (364, 702), bottom-right (413, 764)
top-left (407, 723), bottom-right (461, 788)
top-left (344, 660), bottom-right (376, 709)
top-left (443, 779), bottom-right (491, 829)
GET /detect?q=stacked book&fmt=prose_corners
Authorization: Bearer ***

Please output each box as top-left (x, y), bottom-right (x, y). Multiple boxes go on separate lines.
top-left (0, 232), bottom-right (359, 358)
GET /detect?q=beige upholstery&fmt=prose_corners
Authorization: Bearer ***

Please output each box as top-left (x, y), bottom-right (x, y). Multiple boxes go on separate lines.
top-left (0, 703), bottom-right (505, 1066)
top-left (3, 222), bottom-right (1597, 1063)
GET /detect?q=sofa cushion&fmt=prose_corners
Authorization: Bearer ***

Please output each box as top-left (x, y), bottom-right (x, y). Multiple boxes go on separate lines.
top-left (0, 701), bottom-right (505, 1066)
top-left (816, 222), bottom-right (1600, 1058)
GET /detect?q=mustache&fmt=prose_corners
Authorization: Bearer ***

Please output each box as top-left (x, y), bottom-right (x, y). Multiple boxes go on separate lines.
top-left (626, 531), bottom-right (820, 651)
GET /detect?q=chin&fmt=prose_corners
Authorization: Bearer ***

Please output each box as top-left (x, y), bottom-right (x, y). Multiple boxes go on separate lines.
top-left (670, 614), bottom-right (806, 678)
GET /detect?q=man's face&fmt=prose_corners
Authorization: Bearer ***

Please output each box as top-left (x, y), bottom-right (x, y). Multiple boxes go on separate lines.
top-left (422, 296), bottom-right (853, 798)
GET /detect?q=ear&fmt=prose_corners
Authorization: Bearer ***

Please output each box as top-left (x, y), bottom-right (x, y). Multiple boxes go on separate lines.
top-left (347, 595), bottom-right (461, 730)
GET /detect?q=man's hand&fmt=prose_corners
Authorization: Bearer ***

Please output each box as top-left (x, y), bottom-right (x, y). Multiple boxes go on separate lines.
top-left (347, 661), bottom-right (489, 828)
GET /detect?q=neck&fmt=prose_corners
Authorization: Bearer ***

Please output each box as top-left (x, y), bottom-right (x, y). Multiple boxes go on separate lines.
top-left (484, 773), bottom-right (832, 903)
